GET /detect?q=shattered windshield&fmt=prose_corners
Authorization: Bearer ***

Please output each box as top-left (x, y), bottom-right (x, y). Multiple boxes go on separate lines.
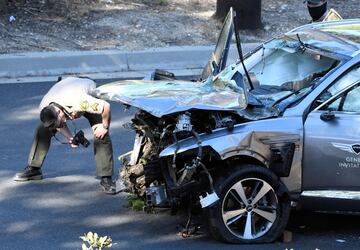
top-left (220, 38), bottom-right (339, 107)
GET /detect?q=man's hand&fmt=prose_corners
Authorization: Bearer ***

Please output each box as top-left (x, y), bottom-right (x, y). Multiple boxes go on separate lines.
top-left (69, 137), bottom-right (79, 148)
top-left (92, 124), bottom-right (108, 139)
top-left (57, 123), bottom-right (79, 148)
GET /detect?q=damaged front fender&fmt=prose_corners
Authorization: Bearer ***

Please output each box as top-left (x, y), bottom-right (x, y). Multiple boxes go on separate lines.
top-left (160, 117), bottom-right (303, 192)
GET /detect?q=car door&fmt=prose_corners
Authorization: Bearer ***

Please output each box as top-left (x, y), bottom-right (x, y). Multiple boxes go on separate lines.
top-left (303, 65), bottom-right (360, 191)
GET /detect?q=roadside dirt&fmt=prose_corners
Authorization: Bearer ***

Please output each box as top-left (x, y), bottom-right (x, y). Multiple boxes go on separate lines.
top-left (0, 0), bottom-right (358, 54)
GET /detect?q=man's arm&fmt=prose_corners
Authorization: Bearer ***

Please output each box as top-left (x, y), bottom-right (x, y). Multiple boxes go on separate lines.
top-left (93, 101), bottom-right (111, 140)
top-left (101, 101), bottom-right (111, 130)
top-left (56, 123), bottom-right (78, 148)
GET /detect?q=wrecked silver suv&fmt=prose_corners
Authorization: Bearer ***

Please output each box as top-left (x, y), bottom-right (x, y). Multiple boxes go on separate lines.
top-left (93, 9), bottom-right (360, 243)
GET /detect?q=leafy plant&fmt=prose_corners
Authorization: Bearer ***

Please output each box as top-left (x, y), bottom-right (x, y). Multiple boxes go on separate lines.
top-left (80, 232), bottom-right (112, 250)
top-left (126, 193), bottom-right (145, 211)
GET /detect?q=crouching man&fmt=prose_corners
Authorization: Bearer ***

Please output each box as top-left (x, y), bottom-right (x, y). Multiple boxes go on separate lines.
top-left (14, 76), bottom-right (116, 194)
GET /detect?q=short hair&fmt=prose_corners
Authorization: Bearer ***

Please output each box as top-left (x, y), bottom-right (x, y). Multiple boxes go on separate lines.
top-left (40, 105), bottom-right (58, 128)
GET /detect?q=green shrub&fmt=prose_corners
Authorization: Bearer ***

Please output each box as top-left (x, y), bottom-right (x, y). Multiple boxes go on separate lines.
top-left (126, 193), bottom-right (145, 211)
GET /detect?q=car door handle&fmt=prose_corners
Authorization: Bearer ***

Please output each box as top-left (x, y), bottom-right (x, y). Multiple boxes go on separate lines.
top-left (320, 111), bottom-right (335, 121)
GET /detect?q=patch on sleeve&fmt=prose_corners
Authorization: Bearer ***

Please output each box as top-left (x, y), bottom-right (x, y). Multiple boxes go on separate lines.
top-left (80, 100), bottom-right (89, 111)
top-left (91, 103), bottom-right (99, 112)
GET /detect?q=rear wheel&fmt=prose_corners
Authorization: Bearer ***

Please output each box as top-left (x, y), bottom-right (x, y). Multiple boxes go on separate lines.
top-left (207, 165), bottom-right (290, 243)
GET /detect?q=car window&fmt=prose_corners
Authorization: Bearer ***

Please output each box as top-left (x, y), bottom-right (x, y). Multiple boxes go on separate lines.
top-left (317, 65), bottom-right (360, 103)
top-left (342, 87), bottom-right (360, 112)
top-left (320, 84), bottom-right (360, 112)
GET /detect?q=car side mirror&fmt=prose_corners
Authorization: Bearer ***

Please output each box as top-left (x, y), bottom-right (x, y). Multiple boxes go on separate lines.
top-left (320, 110), bottom-right (335, 121)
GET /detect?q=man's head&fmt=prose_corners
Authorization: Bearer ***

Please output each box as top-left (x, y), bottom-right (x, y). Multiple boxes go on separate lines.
top-left (40, 104), bottom-right (66, 129)
top-left (307, 0), bottom-right (327, 21)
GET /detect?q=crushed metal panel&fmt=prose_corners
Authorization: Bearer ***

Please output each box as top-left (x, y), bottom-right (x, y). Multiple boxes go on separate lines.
top-left (93, 78), bottom-right (248, 117)
top-left (159, 117), bottom-right (303, 192)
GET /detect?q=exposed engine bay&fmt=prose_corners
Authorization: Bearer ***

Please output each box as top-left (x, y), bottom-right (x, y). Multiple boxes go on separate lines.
top-left (120, 109), bottom-right (247, 209)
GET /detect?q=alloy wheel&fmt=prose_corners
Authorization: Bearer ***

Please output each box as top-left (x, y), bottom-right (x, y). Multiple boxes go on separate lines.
top-left (221, 177), bottom-right (278, 240)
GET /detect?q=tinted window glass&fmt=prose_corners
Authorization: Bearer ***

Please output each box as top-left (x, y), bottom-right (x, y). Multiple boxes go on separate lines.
top-left (342, 87), bottom-right (360, 112)
top-left (324, 97), bottom-right (341, 111)
top-left (321, 84), bottom-right (360, 112)
top-left (318, 65), bottom-right (360, 103)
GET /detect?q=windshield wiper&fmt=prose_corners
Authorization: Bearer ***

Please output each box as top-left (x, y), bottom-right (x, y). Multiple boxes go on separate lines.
top-left (296, 33), bottom-right (306, 53)
top-left (271, 85), bottom-right (314, 109)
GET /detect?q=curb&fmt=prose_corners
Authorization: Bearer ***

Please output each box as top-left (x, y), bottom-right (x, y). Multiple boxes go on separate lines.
top-left (0, 43), bottom-right (259, 83)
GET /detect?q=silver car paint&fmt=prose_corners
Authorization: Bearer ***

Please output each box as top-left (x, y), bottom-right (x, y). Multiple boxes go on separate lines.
top-left (159, 116), bottom-right (303, 192)
top-left (303, 111), bottom-right (360, 190)
top-left (302, 62), bottom-right (360, 190)
top-left (92, 78), bottom-right (247, 118)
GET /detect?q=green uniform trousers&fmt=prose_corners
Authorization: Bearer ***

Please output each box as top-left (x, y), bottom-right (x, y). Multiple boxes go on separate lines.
top-left (27, 112), bottom-right (114, 177)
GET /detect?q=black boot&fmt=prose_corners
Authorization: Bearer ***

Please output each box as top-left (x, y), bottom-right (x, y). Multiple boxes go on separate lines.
top-left (14, 166), bottom-right (43, 181)
top-left (100, 176), bottom-right (116, 195)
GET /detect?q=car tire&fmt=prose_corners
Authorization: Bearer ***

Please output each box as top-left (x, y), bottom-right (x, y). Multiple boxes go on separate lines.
top-left (206, 164), bottom-right (290, 243)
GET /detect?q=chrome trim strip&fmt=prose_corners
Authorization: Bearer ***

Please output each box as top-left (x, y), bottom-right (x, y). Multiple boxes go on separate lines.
top-left (301, 190), bottom-right (360, 200)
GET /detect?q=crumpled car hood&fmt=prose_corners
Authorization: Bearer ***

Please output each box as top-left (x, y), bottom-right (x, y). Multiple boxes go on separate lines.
top-left (92, 79), bottom-right (247, 117)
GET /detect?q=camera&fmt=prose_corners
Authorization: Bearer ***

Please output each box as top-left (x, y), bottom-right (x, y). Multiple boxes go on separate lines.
top-left (72, 130), bottom-right (90, 148)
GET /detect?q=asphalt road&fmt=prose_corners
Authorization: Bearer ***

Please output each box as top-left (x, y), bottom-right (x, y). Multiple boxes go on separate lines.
top-left (1, 80), bottom-right (360, 250)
